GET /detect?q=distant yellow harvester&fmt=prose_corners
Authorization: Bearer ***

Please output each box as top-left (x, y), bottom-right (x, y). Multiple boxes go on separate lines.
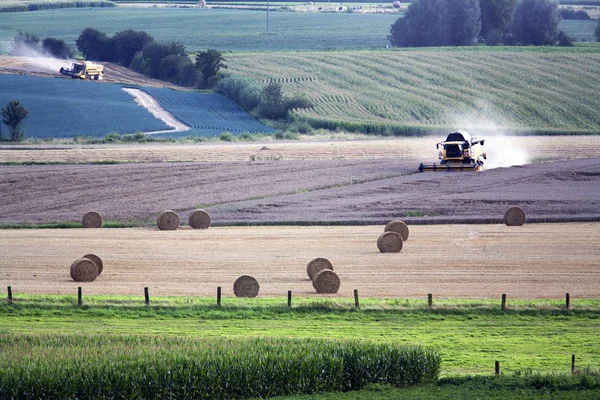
top-left (59, 61), bottom-right (104, 80)
top-left (419, 131), bottom-right (487, 172)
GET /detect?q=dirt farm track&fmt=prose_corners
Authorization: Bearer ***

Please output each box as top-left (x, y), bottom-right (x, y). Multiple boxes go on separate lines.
top-left (1, 224), bottom-right (598, 299)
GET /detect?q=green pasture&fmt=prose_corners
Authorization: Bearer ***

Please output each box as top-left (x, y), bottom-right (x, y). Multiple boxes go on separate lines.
top-left (228, 48), bottom-right (600, 135)
top-left (2, 295), bottom-right (600, 376)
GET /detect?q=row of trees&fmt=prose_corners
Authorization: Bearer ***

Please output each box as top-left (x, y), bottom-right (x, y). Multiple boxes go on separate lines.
top-left (389, 0), bottom-right (572, 47)
top-left (76, 28), bottom-right (226, 88)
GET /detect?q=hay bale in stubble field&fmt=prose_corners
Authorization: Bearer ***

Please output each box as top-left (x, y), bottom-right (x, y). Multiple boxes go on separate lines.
top-left (312, 269), bottom-right (340, 294)
top-left (384, 220), bottom-right (409, 241)
top-left (306, 257), bottom-right (333, 280)
top-left (70, 258), bottom-right (99, 282)
top-left (233, 275), bottom-right (260, 298)
top-left (157, 210), bottom-right (180, 230)
top-left (83, 253), bottom-right (103, 275)
top-left (504, 207), bottom-right (526, 226)
top-left (188, 209), bottom-right (211, 229)
top-left (377, 232), bottom-right (403, 253)
top-left (81, 211), bottom-right (103, 228)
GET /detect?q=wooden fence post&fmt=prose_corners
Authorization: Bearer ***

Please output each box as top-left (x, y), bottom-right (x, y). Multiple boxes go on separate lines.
top-left (572, 354), bottom-right (576, 374)
top-left (7, 286), bottom-right (12, 304)
top-left (566, 293), bottom-right (570, 309)
top-left (78, 287), bottom-right (82, 306)
top-left (495, 361), bottom-right (500, 375)
top-left (428, 293), bottom-right (433, 309)
top-left (501, 294), bottom-right (506, 311)
top-left (144, 287), bottom-right (149, 305)
top-left (287, 290), bottom-right (292, 308)
top-left (217, 286), bottom-right (222, 307)
top-left (354, 289), bottom-right (359, 309)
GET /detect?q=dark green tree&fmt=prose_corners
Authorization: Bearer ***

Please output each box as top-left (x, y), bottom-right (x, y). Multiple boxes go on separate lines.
top-left (1, 100), bottom-right (29, 142)
top-left (195, 49), bottom-right (227, 88)
top-left (258, 81), bottom-right (286, 119)
top-left (10, 31), bottom-right (40, 55)
top-left (509, 0), bottom-right (559, 45)
top-left (479, 0), bottom-right (518, 44)
top-left (389, 0), bottom-right (481, 47)
top-left (110, 30), bottom-right (154, 67)
top-left (137, 41), bottom-right (187, 78)
top-left (76, 27), bottom-right (110, 61)
top-left (42, 37), bottom-right (73, 59)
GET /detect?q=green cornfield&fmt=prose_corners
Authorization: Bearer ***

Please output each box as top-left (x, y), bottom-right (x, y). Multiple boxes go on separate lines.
top-left (228, 48), bottom-right (600, 135)
top-left (0, 335), bottom-right (440, 399)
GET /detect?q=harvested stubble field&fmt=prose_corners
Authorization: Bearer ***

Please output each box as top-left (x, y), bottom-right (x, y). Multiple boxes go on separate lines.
top-left (0, 223), bottom-right (598, 298)
top-left (0, 154), bottom-right (598, 225)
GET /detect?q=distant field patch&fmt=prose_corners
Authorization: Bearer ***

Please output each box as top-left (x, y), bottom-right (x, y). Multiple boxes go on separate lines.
top-left (228, 49), bottom-right (600, 135)
top-left (141, 87), bottom-right (273, 137)
top-left (0, 0), bottom-right (114, 13)
top-left (0, 75), bottom-right (170, 138)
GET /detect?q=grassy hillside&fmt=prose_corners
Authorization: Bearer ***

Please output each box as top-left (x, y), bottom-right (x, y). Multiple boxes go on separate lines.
top-left (228, 48), bottom-right (600, 135)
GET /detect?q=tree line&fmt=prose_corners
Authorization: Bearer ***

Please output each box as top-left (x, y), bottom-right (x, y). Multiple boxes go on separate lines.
top-left (388, 0), bottom-right (597, 47)
top-left (76, 28), bottom-right (225, 88)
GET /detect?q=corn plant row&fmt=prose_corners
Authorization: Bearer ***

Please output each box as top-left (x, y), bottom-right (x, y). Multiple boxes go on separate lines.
top-left (0, 335), bottom-right (440, 399)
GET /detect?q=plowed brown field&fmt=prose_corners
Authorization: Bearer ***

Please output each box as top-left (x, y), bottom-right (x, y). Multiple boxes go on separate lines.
top-left (1, 224), bottom-right (598, 299)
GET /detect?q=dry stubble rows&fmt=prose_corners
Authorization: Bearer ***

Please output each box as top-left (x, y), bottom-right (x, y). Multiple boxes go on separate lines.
top-left (0, 223), bottom-right (598, 299)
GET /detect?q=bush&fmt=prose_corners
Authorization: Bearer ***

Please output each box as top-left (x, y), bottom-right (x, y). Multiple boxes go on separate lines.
top-left (557, 30), bottom-right (573, 46)
top-left (258, 81), bottom-right (286, 119)
top-left (559, 8), bottom-right (591, 20)
top-left (219, 131), bottom-right (233, 141)
top-left (285, 93), bottom-right (313, 111)
top-left (510, 0), bottom-right (559, 45)
top-left (41, 37), bottom-right (72, 59)
top-left (214, 75), bottom-right (263, 111)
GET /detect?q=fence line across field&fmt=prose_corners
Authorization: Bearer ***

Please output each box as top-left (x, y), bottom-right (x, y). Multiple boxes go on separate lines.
top-left (4, 286), bottom-right (578, 311)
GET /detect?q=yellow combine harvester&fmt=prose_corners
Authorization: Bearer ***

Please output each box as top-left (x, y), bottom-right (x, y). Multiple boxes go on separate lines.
top-left (59, 61), bottom-right (104, 80)
top-left (418, 131), bottom-right (486, 172)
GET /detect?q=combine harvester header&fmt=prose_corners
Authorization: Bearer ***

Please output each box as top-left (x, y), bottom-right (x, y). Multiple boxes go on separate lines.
top-left (419, 131), bottom-right (487, 172)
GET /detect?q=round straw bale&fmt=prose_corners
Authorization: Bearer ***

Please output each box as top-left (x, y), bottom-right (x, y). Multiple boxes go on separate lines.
top-left (504, 206), bottom-right (526, 226)
top-left (81, 211), bottom-right (103, 228)
top-left (233, 275), bottom-right (260, 298)
top-left (188, 209), bottom-right (211, 229)
top-left (377, 232), bottom-right (403, 253)
top-left (83, 253), bottom-right (103, 275)
top-left (312, 269), bottom-right (340, 294)
top-left (157, 210), bottom-right (180, 230)
top-left (384, 220), bottom-right (409, 241)
top-left (70, 258), bottom-right (99, 282)
top-left (306, 257), bottom-right (333, 280)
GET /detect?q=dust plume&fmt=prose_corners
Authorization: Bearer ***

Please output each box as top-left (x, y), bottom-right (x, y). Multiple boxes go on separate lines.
top-left (4, 42), bottom-right (73, 74)
top-left (449, 105), bottom-right (530, 169)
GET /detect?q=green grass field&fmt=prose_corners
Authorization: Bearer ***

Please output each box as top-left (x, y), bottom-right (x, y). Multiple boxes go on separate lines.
top-left (2, 295), bottom-right (599, 376)
top-left (228, 47), bottom-right (600, 135)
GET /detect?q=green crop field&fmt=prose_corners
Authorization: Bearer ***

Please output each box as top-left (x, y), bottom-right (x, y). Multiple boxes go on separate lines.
top-left (0, 74), bottom-right (170, 138)
top-left (0, 8), bottom-right (594, 53)
top-left (227, 48), bottom-right (600, 135)
top-left (142, 87), bottom-right (273, 137)
top-left (0, 8), bottom-right (400, 52)
top-left (1, 296), bottom-right (599, 398)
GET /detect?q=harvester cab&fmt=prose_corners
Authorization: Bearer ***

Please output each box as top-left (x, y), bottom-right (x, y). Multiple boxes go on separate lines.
top-left (59, 61), bottom-right (104, 80)
top-left (418, 131), bottom-right (487, 172)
